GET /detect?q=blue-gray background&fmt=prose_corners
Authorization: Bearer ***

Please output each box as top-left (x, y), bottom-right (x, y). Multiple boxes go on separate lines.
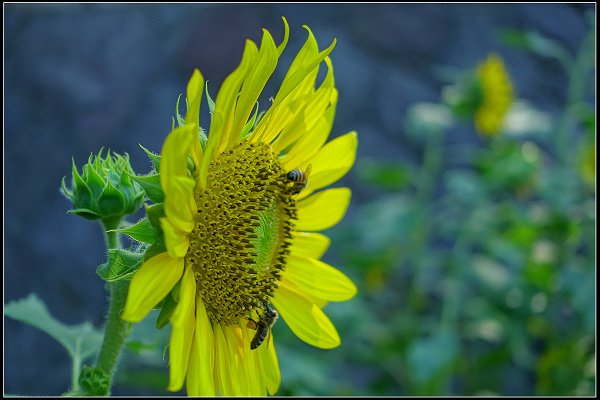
top-left (4, 3), bottom-right (594, 396)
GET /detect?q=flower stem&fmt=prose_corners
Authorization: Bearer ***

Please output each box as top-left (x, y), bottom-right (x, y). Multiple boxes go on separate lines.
top-left (94, 217), bottom-right (132, 395)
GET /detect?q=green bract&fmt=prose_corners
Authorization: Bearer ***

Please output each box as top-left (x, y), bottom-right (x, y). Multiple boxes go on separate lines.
top-left (61, 150), bottom-right (145, 221)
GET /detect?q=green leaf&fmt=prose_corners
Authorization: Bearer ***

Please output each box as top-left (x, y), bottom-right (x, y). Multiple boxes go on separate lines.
top-left (131, 173), bottom-right (164, 203)
top-left (113, 217), bottom-right (160, 244)
top-left (4, 294), bottom-right (103, 363)
top-left (96, 249), bottom-right (145, 282)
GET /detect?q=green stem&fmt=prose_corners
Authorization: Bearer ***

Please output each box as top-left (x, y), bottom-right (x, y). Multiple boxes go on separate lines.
top-left (93, 217), bottom-right (132, 395)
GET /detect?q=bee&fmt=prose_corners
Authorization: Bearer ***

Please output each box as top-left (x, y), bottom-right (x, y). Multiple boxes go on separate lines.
top-left (246, 303), bottom-right (279, 350)
top-left (286, 164), bottom-right (312, 195)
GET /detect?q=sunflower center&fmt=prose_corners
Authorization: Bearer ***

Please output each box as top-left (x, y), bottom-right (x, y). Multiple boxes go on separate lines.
top-left (185, 140), bottom-right (296, 326)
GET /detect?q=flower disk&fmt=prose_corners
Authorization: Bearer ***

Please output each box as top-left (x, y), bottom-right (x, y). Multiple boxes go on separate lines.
top-left (188, 141), bottom-right (296, 325)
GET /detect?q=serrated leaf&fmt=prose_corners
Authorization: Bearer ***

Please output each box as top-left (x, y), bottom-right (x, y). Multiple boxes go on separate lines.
top-left (131, 173), bottom-right (164, 203)
top-left (145, 203), bottom-right (165, 229)
top-left (113, 217), bottom-right (160, 244)
top-left (96, 249), bottom-right (145, 282)
top-left (4, 294), bottom-right (103, 362)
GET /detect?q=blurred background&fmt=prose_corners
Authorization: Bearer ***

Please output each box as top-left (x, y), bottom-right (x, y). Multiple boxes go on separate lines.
top-left (4, 3), bottom-right (596, 396)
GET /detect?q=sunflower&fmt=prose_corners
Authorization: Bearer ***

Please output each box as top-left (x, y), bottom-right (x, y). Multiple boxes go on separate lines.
top-left (473, 53), bottom-right (514, 136)
top-left (121, 18), bottom-right (357, 396)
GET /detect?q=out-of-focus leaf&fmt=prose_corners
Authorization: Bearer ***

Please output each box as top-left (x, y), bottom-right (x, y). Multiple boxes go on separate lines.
top-left (406, 329), bottom-right (458, 385)
top-left (499, 29), bottom-right (571, 64)
top-left (356, 159), bottom-right (411, 190)
top-left (4, 294), bottom-right (102, 362)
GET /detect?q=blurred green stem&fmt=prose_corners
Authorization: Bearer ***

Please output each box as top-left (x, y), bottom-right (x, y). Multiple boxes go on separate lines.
top-left (94, 218), bottom-right (132, 395)
top-left (408, 130), bottom-right (444, 308)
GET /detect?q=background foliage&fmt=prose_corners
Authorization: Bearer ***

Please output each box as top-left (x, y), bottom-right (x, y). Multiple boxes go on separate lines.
top-left (4, 3), bottom-right (595, 396)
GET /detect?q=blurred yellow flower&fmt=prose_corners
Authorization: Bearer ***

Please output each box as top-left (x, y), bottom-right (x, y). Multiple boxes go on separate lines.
top-left (474, 53), bottom-right (514, 136)
top-left (121, 18), bottom-right (357, 396)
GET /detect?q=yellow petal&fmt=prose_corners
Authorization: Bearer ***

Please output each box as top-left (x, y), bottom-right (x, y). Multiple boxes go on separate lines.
top-left (185, 69), bottom-right (204, 128)
top-left (282, 279), bottom-right (329, 309)
top-left (274, 27), bottom-right (336, 110)
top-left (272, 283), bottom-right (341, 349)
top-left (272, 56), bottom-right (335, 154)
top-left (290, 231), bottom-right (330, 259)
top-left (276, 17), bottom-right (290, 57)
top-left (259, 331), bottom-right (281, 395)
top-left (169, 266), bottom-right (196, 327)
top-left (251, 27), bottom-right (336, 145)
top-left (282, 254), bottom-right (357, 302)
top-left (122, 253), bottom-right (183, 322)
top-left (224, 326), bottom-right (251, 395)
top-left (281, 94), bottom-right (337, 170)
top-left (186, 298), bottom-right (215, 396)
top-left (160, 218), bottom-right (190, 258)
top-left (214, 325), bottom-right (240, 396)
top-left (167, 267), bottom-right (196, 391)
top-left (202, 41), bottom-right (258, 188)
top-left (228, 29), bottom-right (278, 148)
top-left (295, 188), bottom-right (351, 231)
top-left (160, 125), bottom-right (197, 231)
top-left (302, 131), bottom-right (357, 195)
top-left (239, 326), bottom-right (263, 396)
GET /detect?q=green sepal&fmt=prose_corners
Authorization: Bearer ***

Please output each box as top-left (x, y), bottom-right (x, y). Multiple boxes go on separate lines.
top-left (198, 127), bottom-right (208, 150)
top-left (139, 144), bottom-right (161, 172)
top-left (113, 217), bottom-right (160, 244)
top-left (60, 176), bottom-right (73, 198)
top-left (131, 173), bottom-right (164, 203)
top-left (144, 237), bottom-right (166, 261)
top-left (96, 248), bottom-right (145, 282)
top-left (78, 366), bottom-right (110, 396)
top-left (67, 208), bottom-right (101, 220)
top-left (97, 179), bottom-right (126, 216)
top-left (240, 101), bottom-right (260, 139)
top-left (155, 292), bottom-right (177, 329)
top-left (175, 93), bottom-right (186, 127)
top-left (71, 158), bottom-right (93, 207)
top-left (205, 81), bottom-right (215, 115)
top-left (84, 156), bottom-right (106, 200)
top-left (145, 203), bottom-right (166, 229)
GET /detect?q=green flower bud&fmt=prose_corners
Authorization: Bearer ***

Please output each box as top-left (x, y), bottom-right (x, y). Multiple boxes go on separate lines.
top-left (61, 149), bottom-right (145, 221)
